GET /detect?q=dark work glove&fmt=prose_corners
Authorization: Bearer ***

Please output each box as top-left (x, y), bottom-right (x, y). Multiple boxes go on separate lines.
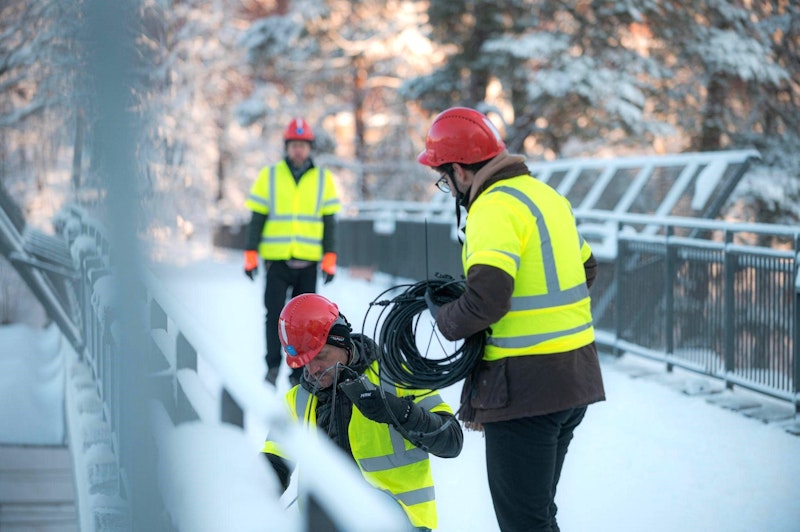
top-left (356, 389), bottom-right (413, 425)
top-left (424, 286), bottom-right (440, 319)
top-left (340, 379), bottom-right (413, 426)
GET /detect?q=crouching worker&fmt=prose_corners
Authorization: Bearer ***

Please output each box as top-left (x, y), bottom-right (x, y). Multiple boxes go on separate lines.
top-left (262, 293), bottom-right (463, 531)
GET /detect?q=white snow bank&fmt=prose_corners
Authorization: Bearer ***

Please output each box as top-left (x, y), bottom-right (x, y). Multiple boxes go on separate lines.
top-left (0, 323), bottom-right (64, 444)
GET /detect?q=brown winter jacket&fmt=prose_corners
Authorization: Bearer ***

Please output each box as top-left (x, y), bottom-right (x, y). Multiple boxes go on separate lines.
top-left (435, 151), bottom-right (606, 425)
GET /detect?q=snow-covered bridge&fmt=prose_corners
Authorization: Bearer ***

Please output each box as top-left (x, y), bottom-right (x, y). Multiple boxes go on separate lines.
top-left (2, 149), bottom-right (800, 531)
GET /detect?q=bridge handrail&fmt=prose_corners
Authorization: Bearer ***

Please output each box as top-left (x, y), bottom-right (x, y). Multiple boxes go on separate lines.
top-left (335, 205), bottom-right (800, 413)
top-left (60, 206), bottom-right (408, 531)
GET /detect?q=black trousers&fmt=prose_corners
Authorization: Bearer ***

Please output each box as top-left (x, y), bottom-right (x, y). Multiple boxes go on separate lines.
top-left (483, 406), bottom-right (588, 532)
top-left (264, 260), bottom-right (318, 378)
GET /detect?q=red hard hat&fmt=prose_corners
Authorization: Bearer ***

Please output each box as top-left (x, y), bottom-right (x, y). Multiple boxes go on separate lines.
top-left (283, 117), bottom-right (315, 142)
top-left (279, 293), bottom-right (339, 368)
top-left (417, 107), bottom-right (505, 167)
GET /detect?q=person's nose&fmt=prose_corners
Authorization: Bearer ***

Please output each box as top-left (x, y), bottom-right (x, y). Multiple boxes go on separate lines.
top-left (306, 360), bottom-right (324, 377)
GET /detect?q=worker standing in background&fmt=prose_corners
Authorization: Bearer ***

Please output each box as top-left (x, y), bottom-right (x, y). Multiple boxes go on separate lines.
top-left (243, 117), bottom-right (341, 386)
top-left (418, 107), bottom-right (606, 532)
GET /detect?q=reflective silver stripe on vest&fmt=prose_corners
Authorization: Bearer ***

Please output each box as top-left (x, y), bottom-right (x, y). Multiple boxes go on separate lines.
top-left (392, 485), bottom-right (436, 507)
top-left (267, 166), bottom-right (324, 222)
top-left (359, 375), bottom-right (430, 472)
top-left (295, 236), bottom-right (323, 245)
top-left (294, 377), bottom-right (430, 472)
top-left (358, 427), bottom-right (429, 472)
top-left (247, 193), bottom-right (268, 207)
top-left (315, 167), bottom-right (325, 212)
top-left (510, 283), bottom-right (589, 310)
top-left (262, 235), bottom-right (323, 246)
top-left (482, 186), bottom-right (592, 349)
top-left (262, 235), bottom-right (321, 245)
top-left (263, 236), bottom-right (292, 244)
top-left (487, 322), bottom-right (593, 348)
top-left (295, 387), bottom-right (313, 424)
top-left (268, 166), bottom-right (277, 214)
top-left (498, 249), bottom-right (520, 269)
top-left (488, 186), bottom-right (589, 310)
top-left (488, 186), bottom-right (559, 292)
top-left (415, 394), bottom-right (444, 412)
top-left (296, 215), bottom-right (323, 222)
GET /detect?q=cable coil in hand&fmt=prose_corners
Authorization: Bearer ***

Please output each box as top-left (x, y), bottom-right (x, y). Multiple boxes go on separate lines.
top-left (374, 275), bottom-right (485, 390)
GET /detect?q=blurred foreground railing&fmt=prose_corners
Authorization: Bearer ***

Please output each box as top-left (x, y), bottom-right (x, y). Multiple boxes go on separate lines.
top-left (56, 206), bottom-right (408, 532)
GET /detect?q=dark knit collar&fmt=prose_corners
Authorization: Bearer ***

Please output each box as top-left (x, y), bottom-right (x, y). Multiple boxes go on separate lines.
top-left (284, 157), bottom-right (314, 182)
top-left (466, 151), bottom-right (530, 209)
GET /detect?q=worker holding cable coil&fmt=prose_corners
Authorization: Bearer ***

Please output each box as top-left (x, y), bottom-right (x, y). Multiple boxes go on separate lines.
top-left (261, 293), bottom-right (463, 532)
top-left (414, 107), bottom-right (606, 532)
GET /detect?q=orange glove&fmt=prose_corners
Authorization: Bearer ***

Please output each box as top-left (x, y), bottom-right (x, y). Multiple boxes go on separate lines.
top-left (321, 252), bottom-right (337, 284)
top-left (244, 250), bottom-right (259, 280)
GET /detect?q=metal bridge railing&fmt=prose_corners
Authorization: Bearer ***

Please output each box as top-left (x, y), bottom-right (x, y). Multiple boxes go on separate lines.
top-left (54, 206), bottom-right (408, 531)
top-left (584, 211), bottom-right (800, 410)
top-left (335, 209), bottom-right (800, 413)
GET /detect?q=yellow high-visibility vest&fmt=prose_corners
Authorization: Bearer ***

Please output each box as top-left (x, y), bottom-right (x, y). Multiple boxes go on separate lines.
top-left (244, 161), bottom-right (341, 261)
top-left (463, 175), bottom-right (594, 360)
top-left (262, 362), bottom-right (451, 529)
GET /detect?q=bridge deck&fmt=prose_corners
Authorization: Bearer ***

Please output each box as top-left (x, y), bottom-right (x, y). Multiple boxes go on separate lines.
top-left (0, 445), bottom-right (77, 531)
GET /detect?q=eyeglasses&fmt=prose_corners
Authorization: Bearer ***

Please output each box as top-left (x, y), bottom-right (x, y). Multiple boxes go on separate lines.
top-left (435, 174), bottom-right (451, 193)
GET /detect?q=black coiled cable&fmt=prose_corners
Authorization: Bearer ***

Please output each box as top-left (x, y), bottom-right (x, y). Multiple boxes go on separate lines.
top-left (371, 274), bottom-right (485, 391)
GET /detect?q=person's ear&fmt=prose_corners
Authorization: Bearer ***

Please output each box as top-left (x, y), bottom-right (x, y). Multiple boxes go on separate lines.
top-left (452, 163), bottom-right (470, 187)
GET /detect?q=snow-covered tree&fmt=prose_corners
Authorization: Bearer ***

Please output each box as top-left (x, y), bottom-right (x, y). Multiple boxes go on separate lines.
top-left (0, 0), bottom-right (85, 226)
top-left (403, 1), bottom-right (675, 158)
top-left (3, 0), bottom-right (797, 241)
top-left (401, 0), bottom-right (798, 220)
top-left (640, 1), bottom-right (799, 222)
top-left (129, 0), bottom-right (262, 246)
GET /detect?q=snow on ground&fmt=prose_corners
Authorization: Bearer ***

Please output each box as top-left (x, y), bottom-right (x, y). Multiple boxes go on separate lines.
top-left (0, 323), bottom-right (64, 445)
top-left (2, 245), bottom-right (799, 531)
top-left (148, 248), bottom-right (800, 532)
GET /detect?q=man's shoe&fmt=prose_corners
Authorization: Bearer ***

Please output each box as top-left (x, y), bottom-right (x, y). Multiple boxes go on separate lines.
top-left (265, 367), bottom-right (279, 386)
